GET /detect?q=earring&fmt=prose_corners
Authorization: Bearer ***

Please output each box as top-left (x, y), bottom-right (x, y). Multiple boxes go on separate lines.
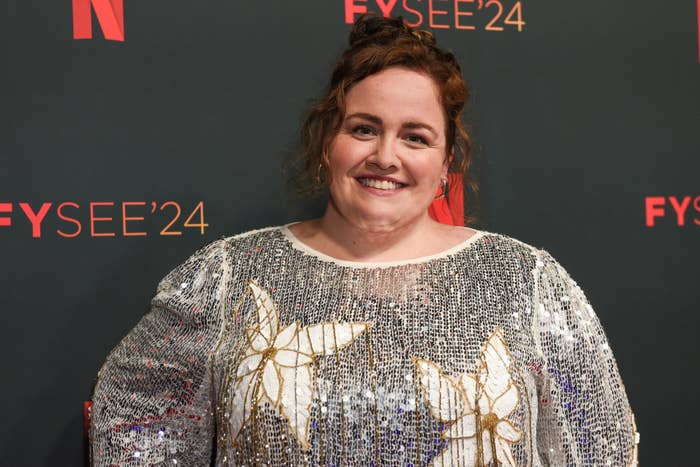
top-left (434, 176), bottom-right (448, 199)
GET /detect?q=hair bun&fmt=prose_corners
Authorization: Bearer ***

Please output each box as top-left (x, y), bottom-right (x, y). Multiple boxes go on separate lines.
top-left (349, 13), bottom-right (435, 47)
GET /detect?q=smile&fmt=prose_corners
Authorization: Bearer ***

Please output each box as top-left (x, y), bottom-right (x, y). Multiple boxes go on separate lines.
top-left (356, 178), bottom-right (406, 191)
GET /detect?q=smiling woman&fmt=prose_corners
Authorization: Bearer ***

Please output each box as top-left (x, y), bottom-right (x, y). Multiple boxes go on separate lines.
top-left (290, 14), bottom-right (477, 261)
top-left (307, 67), bottom-right (458, 259)
top-left (89, 13), bottom-right (639, 466)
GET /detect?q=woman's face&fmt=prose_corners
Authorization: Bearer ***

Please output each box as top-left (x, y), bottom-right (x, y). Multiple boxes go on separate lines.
top-left (326, 67), bottom-right (449, 232)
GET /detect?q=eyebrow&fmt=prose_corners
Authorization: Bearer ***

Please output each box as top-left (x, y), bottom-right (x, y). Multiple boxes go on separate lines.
top-left (345, 112), bottom-right (438, 138)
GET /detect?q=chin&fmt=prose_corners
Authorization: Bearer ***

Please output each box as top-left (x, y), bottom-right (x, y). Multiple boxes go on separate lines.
top-left (352, 210), bottom-right (419, 231)
top-left (330, 193), bottom-right (427, 231)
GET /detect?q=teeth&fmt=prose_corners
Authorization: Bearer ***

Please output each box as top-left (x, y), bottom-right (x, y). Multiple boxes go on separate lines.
top-left (359, 178), bottom-right (402, 190)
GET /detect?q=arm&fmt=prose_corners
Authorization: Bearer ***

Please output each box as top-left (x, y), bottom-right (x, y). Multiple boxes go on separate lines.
top-left (533, 250), bottom-right (639, 466)
top-left (90, 239), bottom-right (229, 466)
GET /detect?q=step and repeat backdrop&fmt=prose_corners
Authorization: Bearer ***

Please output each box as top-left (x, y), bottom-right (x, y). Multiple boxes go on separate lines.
top-left (1, 0), bottom-right (698, 465)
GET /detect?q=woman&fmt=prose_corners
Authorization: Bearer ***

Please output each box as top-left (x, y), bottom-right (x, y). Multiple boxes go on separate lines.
top-left (90, 14), bottom-right (638, 466)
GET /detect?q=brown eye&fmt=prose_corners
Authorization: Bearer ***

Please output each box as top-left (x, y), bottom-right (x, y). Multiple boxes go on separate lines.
top-left (406, 134), bottom-right (428, 145)
top-left (352, 125), bottom-right (376, 137)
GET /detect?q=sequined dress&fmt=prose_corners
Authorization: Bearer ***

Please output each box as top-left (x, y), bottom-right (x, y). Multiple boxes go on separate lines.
top-left (90, 225), bottom-right (639, 466)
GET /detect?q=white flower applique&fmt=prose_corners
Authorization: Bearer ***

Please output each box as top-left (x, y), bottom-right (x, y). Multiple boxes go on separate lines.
top-left (227, 280), bottom-right (372, 449)
top-left (414, 328), bottom-right (522, 466)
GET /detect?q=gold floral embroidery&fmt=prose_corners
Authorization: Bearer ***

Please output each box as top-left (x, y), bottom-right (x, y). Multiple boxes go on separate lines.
top-left (414, 328), bottom-right (522, 466)
top-left (228, 280), bottom-right (372, 449)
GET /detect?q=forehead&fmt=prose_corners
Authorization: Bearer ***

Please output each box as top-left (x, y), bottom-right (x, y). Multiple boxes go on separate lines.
top-left (344, 67), bottom-right (445, 126)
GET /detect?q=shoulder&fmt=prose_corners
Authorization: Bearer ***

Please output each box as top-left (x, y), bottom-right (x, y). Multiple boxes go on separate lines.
top-left (481, 233), bottom-right (591, 309)
top-left (221, 224), bottom-right (286, 248)
top-left (171, 225), bottom-right (286, 264)
top-left (182, 224), bottom-right (290, 272)
top-left (469, 230), bottom-right (581, 287)
top-left (474, 230), bottom-right (547, 267)
top-left (219, 224), bottom-right (290, 259)
top-left (153, 225), bottom-right (284, 296)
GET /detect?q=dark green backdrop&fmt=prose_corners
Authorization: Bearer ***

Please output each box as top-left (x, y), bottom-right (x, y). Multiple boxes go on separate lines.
top-left (1, 1), bottom-right (698, 464)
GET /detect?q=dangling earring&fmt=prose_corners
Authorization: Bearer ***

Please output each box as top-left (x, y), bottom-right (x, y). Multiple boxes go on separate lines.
top-left (434, 176), bottom-right (448, 199)
top-left (315, 148), bottom-right (329, 187)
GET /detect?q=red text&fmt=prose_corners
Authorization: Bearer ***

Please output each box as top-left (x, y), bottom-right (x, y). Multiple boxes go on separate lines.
top-left (0, 201), bottom-right (208, 238)
top-left (645, 196), bottom-right (700, 227)
top-left (344, 0), bottom-right (525, 32)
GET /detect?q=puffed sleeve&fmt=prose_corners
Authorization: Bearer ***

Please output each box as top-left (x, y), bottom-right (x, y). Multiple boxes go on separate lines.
top-left (532, 250), bottom-right (639, 466)
top-left (90, 239), bottom-right (230, 466)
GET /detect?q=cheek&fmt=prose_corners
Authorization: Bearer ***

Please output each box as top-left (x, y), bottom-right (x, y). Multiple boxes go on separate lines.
top-left (327, 138), bottom-right (353, 174)
top-left (408, 156), bottom-right (446, 187)
top-left (328, 137), bottom-right (369, 178)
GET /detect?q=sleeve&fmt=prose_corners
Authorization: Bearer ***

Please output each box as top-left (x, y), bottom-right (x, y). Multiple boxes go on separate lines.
top-left (532, 250), bottom-right (639, 466)
top-left (89, 239), bottom-right (230, 466)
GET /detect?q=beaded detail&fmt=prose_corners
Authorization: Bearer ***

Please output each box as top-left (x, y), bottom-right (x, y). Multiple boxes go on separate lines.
top-left (90, 225), bottom-right (638, 466)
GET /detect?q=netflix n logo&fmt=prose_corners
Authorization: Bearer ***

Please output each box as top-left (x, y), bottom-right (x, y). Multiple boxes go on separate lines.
top-left (72, 0), bottom-right (124, 42)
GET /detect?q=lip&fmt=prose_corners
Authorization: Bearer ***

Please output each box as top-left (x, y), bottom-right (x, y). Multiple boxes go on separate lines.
top-left (355, 174), bottom-right (407, 185)
top-left (354, 176), bottom-right (407, 196)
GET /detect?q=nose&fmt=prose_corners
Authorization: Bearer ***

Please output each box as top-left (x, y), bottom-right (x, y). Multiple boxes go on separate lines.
top-left (367, 135), bottom-right (399, 171)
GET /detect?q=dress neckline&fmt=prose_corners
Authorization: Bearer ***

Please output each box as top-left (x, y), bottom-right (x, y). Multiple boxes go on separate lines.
top-left (280, 222), bottom-right (485, 269)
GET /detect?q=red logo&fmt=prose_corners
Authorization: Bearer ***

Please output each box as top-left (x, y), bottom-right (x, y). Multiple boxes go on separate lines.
top-left (72, 0), bottom-right (125, 42)
top-left (645, 196), bottom-right (700, 227)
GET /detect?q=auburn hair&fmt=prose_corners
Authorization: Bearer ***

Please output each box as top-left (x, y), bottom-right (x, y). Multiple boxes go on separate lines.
top-left (292, 13), bottom-right (477, 220)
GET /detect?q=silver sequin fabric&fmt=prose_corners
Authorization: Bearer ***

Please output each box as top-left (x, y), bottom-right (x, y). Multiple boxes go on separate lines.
top-left (90, 225), bottom-right (638, 466)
